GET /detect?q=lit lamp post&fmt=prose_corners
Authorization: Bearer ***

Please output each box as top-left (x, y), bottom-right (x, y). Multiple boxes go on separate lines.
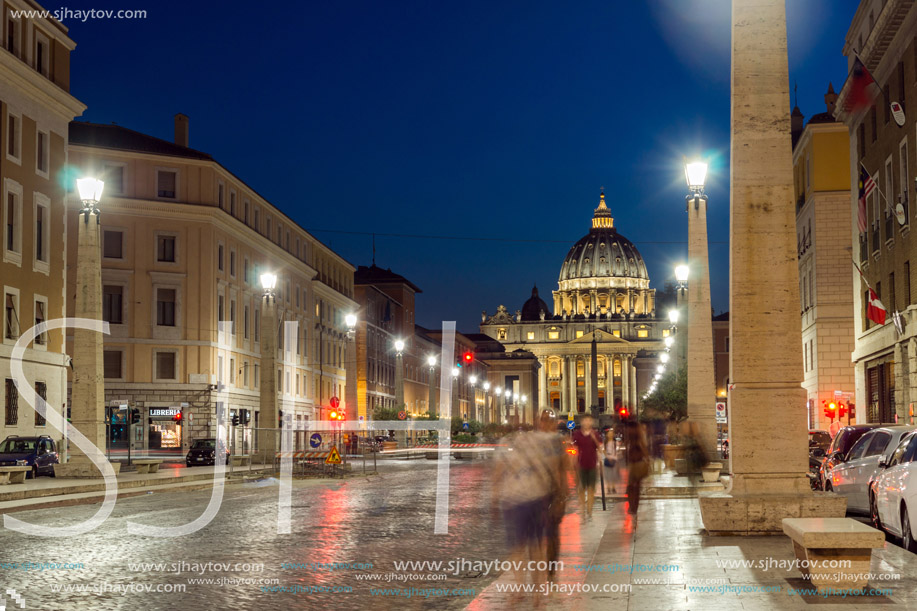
top-left (483, 381), bottom-right (491, 424)
top-left (58, 178), bottom-right (115, 476)
top-left (343, 313), bottom-right (357, 423)
top-left (427, 355), bottom-right (437, 418)
top-left (469, 375), bottom-right (477, 422)
top-left (451, 366), bottom-right (460, 418)
top-left (683, 159), bottom-right (718, 460)
top-left (258, 273), bottom-right (278, 463)
top-left (394, 339), bottom-right (406, 446)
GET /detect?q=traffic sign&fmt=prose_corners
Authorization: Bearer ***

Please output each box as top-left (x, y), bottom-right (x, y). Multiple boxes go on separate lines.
top-left (715, 402), bottom-right (727, 424)
top-left (329, 396), bottom-right (340, 409)
top-left (462, 422), bottom-right (469, 430)
top-left (566, 420), bottom-right (575, 430)
top-left (326, 446), bottom-right (342, 464)
top-left (397, 410), bottom-right (407, 420)
top-left (310, 433), bottom-right (322, 448)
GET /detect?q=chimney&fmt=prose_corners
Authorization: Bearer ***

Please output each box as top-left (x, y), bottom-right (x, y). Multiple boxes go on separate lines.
top-left (790, 105), bottom-right (804, 149)
top-left (174, 113), bottom-right (189, 148)
top-left (824, 82), bottom-right (838, 116)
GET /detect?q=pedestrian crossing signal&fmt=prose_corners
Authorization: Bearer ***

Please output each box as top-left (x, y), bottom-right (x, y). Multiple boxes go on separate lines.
top-left (326, 446), bottom-right (342, 464)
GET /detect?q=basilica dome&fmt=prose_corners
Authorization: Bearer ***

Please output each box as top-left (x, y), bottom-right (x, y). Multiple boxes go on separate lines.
top-left (558, 193), bottom-right (649, 285)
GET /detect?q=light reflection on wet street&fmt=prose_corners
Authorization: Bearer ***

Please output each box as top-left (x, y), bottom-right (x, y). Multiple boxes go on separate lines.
top-left (0, 460), bottom-right (513, 610)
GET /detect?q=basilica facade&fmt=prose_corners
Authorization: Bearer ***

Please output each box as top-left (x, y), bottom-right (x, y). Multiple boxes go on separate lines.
top-left (480, 193), bottom-right (667, 418)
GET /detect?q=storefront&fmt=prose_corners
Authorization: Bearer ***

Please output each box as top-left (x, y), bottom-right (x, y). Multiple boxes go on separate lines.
top-left (148, 407), bottom-right (183, 450)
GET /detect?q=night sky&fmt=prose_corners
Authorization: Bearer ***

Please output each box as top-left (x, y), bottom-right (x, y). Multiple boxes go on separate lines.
top-left (64, 0), bottom-right (859, 331)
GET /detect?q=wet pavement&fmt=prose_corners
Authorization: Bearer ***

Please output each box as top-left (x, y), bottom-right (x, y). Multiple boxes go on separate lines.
top-left (0, 460), bottom-right (521, 610)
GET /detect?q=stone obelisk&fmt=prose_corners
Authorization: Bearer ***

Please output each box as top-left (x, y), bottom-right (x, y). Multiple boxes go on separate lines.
top-left (699, 0), bottom-right (845, 533)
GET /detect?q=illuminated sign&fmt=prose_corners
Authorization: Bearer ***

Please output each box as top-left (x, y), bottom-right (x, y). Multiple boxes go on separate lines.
top-left (150, 408), bottom-right (180, 417)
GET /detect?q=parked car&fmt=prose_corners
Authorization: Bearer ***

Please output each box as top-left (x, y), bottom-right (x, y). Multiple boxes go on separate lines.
top-left (869, 430), bottom-right (917, 551)
top-left (185, 438), bottom-right (229, 467)
top-left (0, 435), bottom-right (59, 478)
top-left (818, 424), bottom-right (889, 491)
top-left (809, 430), bottom-right (831, 454)
top-left (828, 425), bottom-right (915, 513)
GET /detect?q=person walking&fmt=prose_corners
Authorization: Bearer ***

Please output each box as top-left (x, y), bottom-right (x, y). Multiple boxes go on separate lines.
top-left (603, 430), bottom-right (619, 495)
top-left (571, 416), bottom-right (601, 519)
top-left (623, 419), bottom-right (649, 518)
top-left (537, 410), bottom-right (567, 581)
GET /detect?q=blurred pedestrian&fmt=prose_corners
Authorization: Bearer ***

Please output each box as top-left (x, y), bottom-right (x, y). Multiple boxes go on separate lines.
top-left (603, 430), bottom-right (620, 495)
top-left (623, 420), bottom-right (649, 517)
top-left (571, 416), bottom-right (601, 519)
top-left (537, 410), bottom-right (567, 581)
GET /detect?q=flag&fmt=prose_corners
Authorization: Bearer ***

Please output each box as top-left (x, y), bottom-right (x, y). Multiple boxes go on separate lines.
top-left (857, 167), bottom-right (869, 233)
top-left (867, 289), bottom-right (887, 325)
top-left (845, 57), bottom-right (878, 112)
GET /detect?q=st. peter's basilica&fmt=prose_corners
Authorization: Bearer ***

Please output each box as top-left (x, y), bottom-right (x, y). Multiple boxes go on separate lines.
top-left (480, 192), bottom-right (668, 418)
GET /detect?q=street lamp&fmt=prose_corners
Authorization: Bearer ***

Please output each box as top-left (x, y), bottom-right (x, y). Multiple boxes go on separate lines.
top-left (668, 309), bottom-right (680, 325)
top-left (682, 157), bottom-right (717, 459)
top-left (660, 353), bottom-right (670, 364)
top-left (664, 336), bottom-right (675, 348)
top-left (394, 339), bottom-right (405, 355)
top-left (59, 177), bottom-right (109, 473)
top-left (344, 313), bottom-right (357, 340)
top-left (675, 264), bottom-right (690, 287)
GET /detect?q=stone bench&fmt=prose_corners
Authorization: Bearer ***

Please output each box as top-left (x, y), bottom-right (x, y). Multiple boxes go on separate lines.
top-left (782, 517), bottom-right (885, 594)
top-left (702, 462), bottom-right (723, 483)
top-left (133, 459), bottom-right (163, 474)
top-left (0, 466), bottom-right (31, 484)
top-left (231, 455), bottom-right (251, 467)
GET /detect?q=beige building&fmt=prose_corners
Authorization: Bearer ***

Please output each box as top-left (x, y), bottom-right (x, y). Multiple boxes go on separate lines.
top-left (66, 116), bottom-right (355, 453)
top-left (1, 2), bottom-right (84, 445)
top-left (792, 86), bottom-right (855, 430)
top-left (481, 193), bottom-right (666, 419)
top-left (837, 0), bottom-right (917, 425)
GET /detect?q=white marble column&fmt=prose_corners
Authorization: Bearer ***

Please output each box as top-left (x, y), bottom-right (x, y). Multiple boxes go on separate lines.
top-left (538, 357), bottom-right (548, 413)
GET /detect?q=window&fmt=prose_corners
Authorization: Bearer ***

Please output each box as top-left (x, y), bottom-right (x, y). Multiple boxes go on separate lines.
top-left (847, 432), bottom-right (873, 461)
top-left (34, 381), bottom-right (46, 426)
top-left (33, 299), bottom-right (46, 345)
top-left (244, 305), bottom-right (250, 339)
top-left (36, 131), bottom-right (48, 175)
top-left (254, 308), bottom-right (260, 342)
top-left (244, 201), bottom-right (250, 225)
top-left (103, 285), bottom-right (123, 324)
top-left (254, 363), bottom-right (260, 389)
top-left (5, 379), bottom-right (18, 426)
top-left (103, 230), bottom-right (123, 259)
top-left (156, 235), bottom-right (176, 262)
top-left (230, 299), bottom-right (236, 334)
top-left (230, 191), bottom-right (236, 216)
top-left (266, 217), bottom-right (272, 238)
top-left (243, 361), bottom-right (249, 387)
top-left (218, 295), bottom-right (224, 322)
top-left (243, 258), bottom-right (249, 284)
top-left (866, 431), bottom-right (892, 456)
top-left (35, 31), bottom-right (49, 77)
top-left (637, 329), bottom-right (649, 338)
top-left (103, 350), bottom-right (122, 379)
top-left (527, 331), bottom-right (535, 340)
top-left (4, 183), bottom-right (22, 257)
top-left (156, 288), bottom-right (176, 326)
top-left (6, 15), bottom-right (19, 56)
top-left (103, 164), bottom-right (125, 195)
top-left (547, 330), bottom-right (559, 340)
top-left (6, 112), bottom-right (20, 160)
top-left (229, 250), bottom-right (235, 276)
top-left (229, 358), bottom-right (235, 384)
top-left (906, 261), bottom-right (912, 306)
top-left (576, 330), bottom-right (584, 338)
top-left (33, 198), bottom-right (49, 265)
top-left (217, 244), bottom-right (224, 271)
top-left (612, 330), bottom-right (621, 337)
top-left (157, 170), bottom-right (177, 198)
top-left (218, 183), bottom-right (224, 209)
top-left (5, 293), bottom-right (19, 339)
top-left (155, 351), bottom-right (176, 380)
top-left (254, 209), bottom-right (260, 232)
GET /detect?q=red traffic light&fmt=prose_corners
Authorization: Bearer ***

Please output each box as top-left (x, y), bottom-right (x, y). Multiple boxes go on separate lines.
top-left (329, 410), bottom-right (338, 420)
top-left (329, 410), bottom-right (345, 421)
top-left (462, 351), bottom-right (474, 365)
top-left (172, 412), bottom-right (182, 423)
top-left (619, 406), bottom-right (628, 418)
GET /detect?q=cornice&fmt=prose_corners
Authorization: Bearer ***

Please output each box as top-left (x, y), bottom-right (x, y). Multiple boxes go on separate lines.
top-left (0, 53), bottom-right (85, 121)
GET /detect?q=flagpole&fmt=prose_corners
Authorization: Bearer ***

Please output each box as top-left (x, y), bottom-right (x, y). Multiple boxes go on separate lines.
top-left (858, 160), bottom-right (900, 219)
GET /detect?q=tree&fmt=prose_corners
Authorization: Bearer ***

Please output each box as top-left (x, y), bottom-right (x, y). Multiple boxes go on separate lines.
top-left (641, 365), bottom-right (687, 422)
top-left (372, 405), bottom-right (401, 422)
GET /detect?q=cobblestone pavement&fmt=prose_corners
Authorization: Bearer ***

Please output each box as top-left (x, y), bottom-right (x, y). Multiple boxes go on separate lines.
top-left (0, 460), bottom-right (521, 611)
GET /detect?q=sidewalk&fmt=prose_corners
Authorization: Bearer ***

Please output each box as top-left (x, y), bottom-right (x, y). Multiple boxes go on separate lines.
top-left (468, 494), bottom-right (917, 610)
top-left (0, 464), bottom-right (271, 513)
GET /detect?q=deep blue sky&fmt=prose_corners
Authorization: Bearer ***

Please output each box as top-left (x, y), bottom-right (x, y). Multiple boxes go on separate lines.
top-left (64, 0), bottom-right (859, 331)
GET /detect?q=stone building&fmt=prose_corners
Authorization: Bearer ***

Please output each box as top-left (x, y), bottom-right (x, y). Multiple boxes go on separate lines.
top-left (66, 116), bottom-right (355, 453)
top-left (480, 193), bottom-right (667, 418)
top-left (792, 86), bottom-right (855, 430)
top-left (1, 3), bottom-right (85, 445)
top-left (836, 0), bottom-right (917, 425)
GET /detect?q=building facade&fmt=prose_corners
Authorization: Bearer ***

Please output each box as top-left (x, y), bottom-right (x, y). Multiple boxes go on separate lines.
top-left (837, 0), bottom-right (917, 426)
top-left (66, 117), bottom-right (355, 453)
top-left (1, 3), bottom-right (84, 445)
top-left (480, 193), bottom-right (666, 420)
top-left (793, 86), bottom-right (856, 430)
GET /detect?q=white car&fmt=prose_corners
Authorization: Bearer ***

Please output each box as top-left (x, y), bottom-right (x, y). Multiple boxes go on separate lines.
top-left (830, 425), bottom-right (915, 513)
top-left (869, 430), bottom-right (917, 552)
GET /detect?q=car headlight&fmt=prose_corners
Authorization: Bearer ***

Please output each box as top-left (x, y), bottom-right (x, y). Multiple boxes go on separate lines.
top-left (16, 460), bottom-right (28, 466)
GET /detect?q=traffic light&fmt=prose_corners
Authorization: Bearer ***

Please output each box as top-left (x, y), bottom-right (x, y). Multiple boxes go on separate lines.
top-left (838, 402), bottom-right (847, 419)
top-left (329, 410), bottom-right (344, 421)
top-left (172, 412), bottom-right (182, 423)
top-left (619, 406), bottom-right (628, 419)
top-left (823, 400), bottom-right (838, 421)
top-left (231, 412), bottom-right (240, 427)
top-left (238, 408), bottom-right (250, 425)
top-left (462, 351), bottom-right (474, 366)
top-left (278, 409), bottom-right (284, 427)
top-left (130, 408), bottom-right (141, 424)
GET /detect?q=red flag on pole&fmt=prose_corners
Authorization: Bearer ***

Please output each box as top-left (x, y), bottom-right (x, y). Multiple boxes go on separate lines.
top-left (867, 289), bottom-right (887, 325)
top-left (844, 57), bottom-right (878, 112)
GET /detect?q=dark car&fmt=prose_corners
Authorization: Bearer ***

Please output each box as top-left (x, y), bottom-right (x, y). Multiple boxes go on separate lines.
top-left (185, 438), bottom-right (229, 467)
top-left (818, 424), bottom-right (893, 491)
top-left (809, 430), bottom-right (831, 454)
top-left (0, 435), bottom-right (59, 478)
